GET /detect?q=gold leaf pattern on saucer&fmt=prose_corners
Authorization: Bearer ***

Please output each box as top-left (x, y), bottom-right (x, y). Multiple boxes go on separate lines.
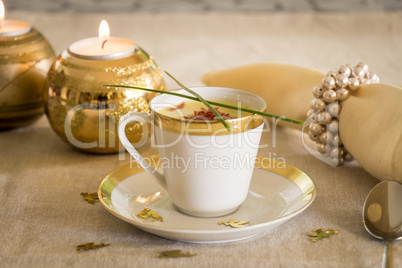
top-left (137, 208), bottom-right (164, 222)
top-left (218, 219), bottom-right (249, 228)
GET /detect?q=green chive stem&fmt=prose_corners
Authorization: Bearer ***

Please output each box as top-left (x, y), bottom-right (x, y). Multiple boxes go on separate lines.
top-left (104, 85), bottom-right (304, 125)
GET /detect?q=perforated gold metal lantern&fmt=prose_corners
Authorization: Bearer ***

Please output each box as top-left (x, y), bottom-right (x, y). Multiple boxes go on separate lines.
top-left (0, 28), bottom-right (55, 129)
top-left (43, 46), bottom-right (165, 154)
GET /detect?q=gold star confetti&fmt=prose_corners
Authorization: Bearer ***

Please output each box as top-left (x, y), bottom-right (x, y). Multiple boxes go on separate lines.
top-left (76, 242), bottom-right (110, 251)
top-left (158, 250), bottom-right (196, 258)
top-left (137, 208), bottom-right (164, 222)
top-left (218, 219), bottom-right (249, 228)
top-left (308, 228), bottom-right (339, 242)
top-left (80, 192), bottom-right (99, 204)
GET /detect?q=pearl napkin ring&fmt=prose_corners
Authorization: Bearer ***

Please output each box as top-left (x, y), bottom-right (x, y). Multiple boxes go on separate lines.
top-left (306, 62), bottom-right (379, 166)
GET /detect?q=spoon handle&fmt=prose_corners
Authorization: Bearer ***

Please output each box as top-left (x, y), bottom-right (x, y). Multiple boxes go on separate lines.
top-left (383, 239), bottom-right (393, 268)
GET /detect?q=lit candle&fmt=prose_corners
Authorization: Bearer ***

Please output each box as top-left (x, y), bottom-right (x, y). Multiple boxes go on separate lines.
top-left (68, 20), bottom-right (135, 60)
top-left (0, 1), bottom-right (31, 37)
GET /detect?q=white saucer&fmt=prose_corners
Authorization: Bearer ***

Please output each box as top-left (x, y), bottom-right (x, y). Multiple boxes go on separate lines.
top-left (98, 155), bottom-right (316, 243)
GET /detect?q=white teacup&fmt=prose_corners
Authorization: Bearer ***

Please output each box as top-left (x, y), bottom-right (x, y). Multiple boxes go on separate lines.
top-left (118, 87), bottom-right (266, 217)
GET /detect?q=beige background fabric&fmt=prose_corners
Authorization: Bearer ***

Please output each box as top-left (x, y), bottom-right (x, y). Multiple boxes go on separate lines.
top-left (1, 11), bottom-right (401, 267)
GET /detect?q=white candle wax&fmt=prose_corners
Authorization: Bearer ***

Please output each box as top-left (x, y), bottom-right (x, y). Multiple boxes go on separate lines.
top-left (68, 37), bottom-right (136, 60)
top-left (0, 20), bottom-right (31, 37)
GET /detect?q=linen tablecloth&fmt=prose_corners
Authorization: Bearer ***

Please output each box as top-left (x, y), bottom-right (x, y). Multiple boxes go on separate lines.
top-left (1, 11), bottom-right (401, 267)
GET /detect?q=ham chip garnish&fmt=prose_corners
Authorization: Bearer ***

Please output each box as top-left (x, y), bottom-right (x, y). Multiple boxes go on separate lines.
top-left (184, 107), bottom-right (235, 120)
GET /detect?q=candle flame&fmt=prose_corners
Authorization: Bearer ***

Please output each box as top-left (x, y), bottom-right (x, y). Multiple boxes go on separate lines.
top-left (99, 20), bottom-right (110, 39)
top-left (0, 1), bottom-right (5, 22)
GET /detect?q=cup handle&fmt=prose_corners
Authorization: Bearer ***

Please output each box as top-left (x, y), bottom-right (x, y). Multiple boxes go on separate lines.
top-left (118, 112), bottom-right (167, 189)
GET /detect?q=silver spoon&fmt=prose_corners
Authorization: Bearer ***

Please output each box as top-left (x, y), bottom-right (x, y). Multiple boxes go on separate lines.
top-left (363, 180), bottom-right (402, 268)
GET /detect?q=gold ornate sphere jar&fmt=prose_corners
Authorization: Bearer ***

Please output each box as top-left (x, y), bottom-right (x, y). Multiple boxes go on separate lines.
top-left (43, 44), bottom-right (165, 154)
top-left (0, 28), bottom-right (55, 129)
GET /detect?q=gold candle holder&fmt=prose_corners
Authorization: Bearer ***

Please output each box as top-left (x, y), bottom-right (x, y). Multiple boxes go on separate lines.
top-left (0, 28), bottom-right (55, 129)
top-left (43, 45), bottom-right (165, 154)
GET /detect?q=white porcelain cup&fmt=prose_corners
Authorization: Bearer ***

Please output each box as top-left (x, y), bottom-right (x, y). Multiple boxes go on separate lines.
top-left (118, 87), bottom-right (266, 217)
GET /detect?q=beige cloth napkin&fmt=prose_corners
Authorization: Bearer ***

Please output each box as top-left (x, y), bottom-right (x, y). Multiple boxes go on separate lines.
top-left (202, 63), bottom-right (402, 182)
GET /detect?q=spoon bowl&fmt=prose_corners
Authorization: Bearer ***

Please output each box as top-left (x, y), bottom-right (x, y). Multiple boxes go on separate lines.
top-left (363, 180), bottom-right (402, 268)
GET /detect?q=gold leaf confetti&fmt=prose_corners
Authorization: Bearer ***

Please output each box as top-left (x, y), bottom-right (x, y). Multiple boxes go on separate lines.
top-left (158, 250), bottom-right (196, 258)
top-left (81, 192), bottom-right (99, 204)
top-left (137, 208), bottom-right (164, 222)
top-left (218, 219), bottom-right (249, 228)
top-left (76, 242), bottom-right (110, 251)
top-left (308, 228), bottom-right (339, 242)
